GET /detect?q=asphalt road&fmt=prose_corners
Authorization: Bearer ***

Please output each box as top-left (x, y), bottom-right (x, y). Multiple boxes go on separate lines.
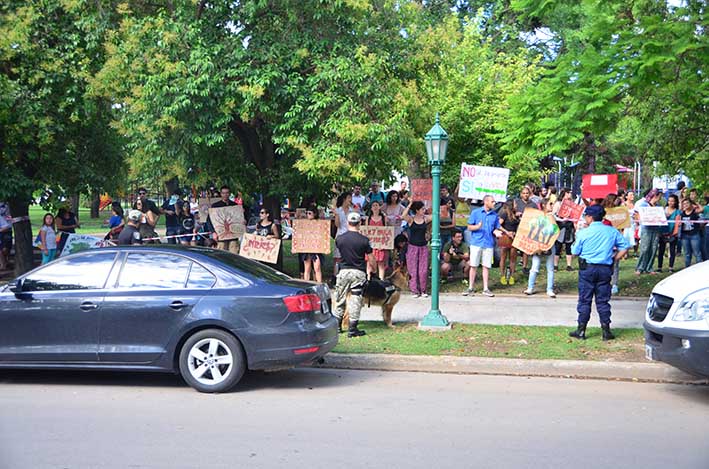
top-left (1, 368), bottom-right (707, 469)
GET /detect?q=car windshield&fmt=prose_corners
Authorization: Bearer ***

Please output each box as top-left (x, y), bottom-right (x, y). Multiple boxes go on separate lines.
top-left (205, 250), bottom-right (291, 283)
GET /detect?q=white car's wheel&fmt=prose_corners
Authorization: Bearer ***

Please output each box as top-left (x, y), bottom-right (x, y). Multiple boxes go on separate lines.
top-left (179, 329), bottom-right (246, 393)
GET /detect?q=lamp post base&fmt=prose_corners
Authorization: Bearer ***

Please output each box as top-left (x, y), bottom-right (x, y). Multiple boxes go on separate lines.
top-left (418, 310), bottom-right (452, 331)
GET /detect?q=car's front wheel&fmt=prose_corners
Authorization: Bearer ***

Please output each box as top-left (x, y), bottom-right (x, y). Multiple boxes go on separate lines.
top-left (179, 329), bottom-right (246, 393)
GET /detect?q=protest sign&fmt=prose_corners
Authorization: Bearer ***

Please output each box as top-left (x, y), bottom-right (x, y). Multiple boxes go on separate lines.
top-left (291, 220), bottom-right (331, 254)
top-left (581, 174), bottom-right (618, 199)
top-left (512, 209), bottom-right (561, 255)
top-left (457, 164), bottom-right (510, 202)
top-left (360, 226), bottom-right (395, 250)
top-left (556, 199), bottom-right (585, 221)
top-left (604, 207), bottom-right (631, 230)
top-left (240, 233), bottom-right (281, 264)
top-left (208, 205), bottom-right (245, 241)
top-left (638, 207), bottom-right (668, 226)
top-left (197, 197), bottom-right (221, 222)
top-left (411, 179), bottom-right (433, 210)
top-left (59, 234), bottom-right (106, 257)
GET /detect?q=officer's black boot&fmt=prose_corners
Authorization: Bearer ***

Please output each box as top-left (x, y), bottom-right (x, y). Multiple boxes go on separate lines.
top-left (348, 320), bottom-right (366, 338)
top-left (601, 323), bottom-right (615, 341)
top-left (569, 323), bottom-right (587, 340)
top-left (336, 316), bottom-right (344, 334)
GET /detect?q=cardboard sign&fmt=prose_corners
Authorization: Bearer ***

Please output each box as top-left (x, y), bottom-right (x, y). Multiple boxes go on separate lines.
top-left (59, 234), bottom-right (106, 257)
top-left (604, 207), bottom-right (630, 230)
top-left (240, 233), bottom-right (281, 263)
top-left (411, 179), bottom-right (433, 210)
top-left (557, 199), bottom-right (585, 221)
top-left (197, 197), bottom-right (221, 222)
top-left (638, 207), bottom-right (668, 226)
top-left (360, 226), bottom-right (395, 250)
top-left (512, 209), bottom-right (561, 255)
top-left (208, 205), bottom-right (245, 241)
top-left (291, 219), bottom-right (331, 254)
top-left (457, 164), bottom-right (510, 202)
top-left (582, 174), bottom-right (618, 199)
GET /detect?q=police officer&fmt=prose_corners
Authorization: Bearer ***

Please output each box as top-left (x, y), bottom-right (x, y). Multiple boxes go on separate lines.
top-left (334, 212), bottom-right (373, 338)
top-left (569, 205), bottom-right (630, 340)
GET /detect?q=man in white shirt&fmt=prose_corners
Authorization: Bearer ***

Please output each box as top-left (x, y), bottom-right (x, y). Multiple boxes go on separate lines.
top-left (351, 185), bottom-right (366, 214)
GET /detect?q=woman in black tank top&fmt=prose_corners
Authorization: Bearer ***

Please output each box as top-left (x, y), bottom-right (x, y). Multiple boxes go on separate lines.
top-left (402, 200), bottom-right (433, 297)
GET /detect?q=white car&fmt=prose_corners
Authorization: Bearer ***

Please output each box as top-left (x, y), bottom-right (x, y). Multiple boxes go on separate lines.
top-left (644, 260), bottom-right (709, 377)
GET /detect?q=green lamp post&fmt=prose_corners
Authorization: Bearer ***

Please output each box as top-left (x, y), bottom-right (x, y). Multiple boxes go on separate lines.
top-left (418, 114), bottom-right (451, 330)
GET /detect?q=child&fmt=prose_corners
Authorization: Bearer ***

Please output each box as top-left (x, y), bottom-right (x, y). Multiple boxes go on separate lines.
top-left (106, 203), bottom-right (124, 241)
top-left (39, 213), bottom-right (58, 264)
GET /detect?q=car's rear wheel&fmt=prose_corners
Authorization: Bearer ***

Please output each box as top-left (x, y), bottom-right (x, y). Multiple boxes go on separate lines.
top-left (179, 329), bottom-right (246, 393)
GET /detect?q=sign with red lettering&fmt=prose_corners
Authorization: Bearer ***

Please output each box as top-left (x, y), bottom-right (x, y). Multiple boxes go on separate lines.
top-left (638, 207), bottom-right (668, 226)
top-left (556, 199), bottom-right (585, 221)
top-left (360, 226), bottom-right (395, 250)
top-left (411, 179), bottom-right (433, 210)
top-left (582, 174), bottom-right (618, 199)
top-left (240, 233), bottom-right (281, 263)
top-left (604, 207), bottom-right (630, 230)
top-left (512, 209), bottom-right (561, 255)
top-left (291, 220), bottom-right (331, 254)
top-left (457, 163), bottom-right (510, 202)
top-left (208, 205), bottom-right (245, 241)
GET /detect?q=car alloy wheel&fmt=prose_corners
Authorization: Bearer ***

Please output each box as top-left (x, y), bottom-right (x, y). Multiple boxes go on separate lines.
top-left (179, 329), bottom-right (246, 393)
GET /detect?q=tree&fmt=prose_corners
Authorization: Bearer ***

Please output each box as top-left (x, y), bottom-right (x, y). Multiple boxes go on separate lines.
top-left (0, 1), bottom-right (126, 274)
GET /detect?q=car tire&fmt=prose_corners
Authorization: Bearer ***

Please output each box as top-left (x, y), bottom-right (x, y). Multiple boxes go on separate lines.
top-left (178, 329), bottom-right (246, 393)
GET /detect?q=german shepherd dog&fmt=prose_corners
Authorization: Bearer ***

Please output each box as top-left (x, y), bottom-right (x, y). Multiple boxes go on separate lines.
top-left (341, 267), bottom-right (408, 329)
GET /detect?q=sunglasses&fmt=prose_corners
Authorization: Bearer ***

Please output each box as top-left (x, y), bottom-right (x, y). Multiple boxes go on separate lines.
top-left (138, 192), bottom-right (146, 196)
top-left (306, 211), bottom-right (314, 215)
top-left (259, 211), bottom-right (267, 214)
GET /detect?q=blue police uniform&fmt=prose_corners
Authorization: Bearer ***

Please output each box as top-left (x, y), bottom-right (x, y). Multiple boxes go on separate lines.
top-left (570, 206), bottom-right (629, 335)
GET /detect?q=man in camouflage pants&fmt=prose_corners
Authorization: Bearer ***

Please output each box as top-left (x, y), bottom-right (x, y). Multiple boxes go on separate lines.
top-left (334, 212), bottom-right (372, 337)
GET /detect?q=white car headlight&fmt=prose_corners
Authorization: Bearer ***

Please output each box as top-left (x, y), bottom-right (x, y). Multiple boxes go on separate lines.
top-left (672, 288), bottom-right (709, 321)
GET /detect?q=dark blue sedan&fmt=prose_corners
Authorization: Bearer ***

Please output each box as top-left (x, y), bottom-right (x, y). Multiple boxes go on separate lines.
top-left (0, 246), bottom-right (338, 393)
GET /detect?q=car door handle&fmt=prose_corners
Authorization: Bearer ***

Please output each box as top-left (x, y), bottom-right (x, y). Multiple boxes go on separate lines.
top-left (80, 301), bottom-right (99, 311)
top-left (169, 301), bottom-right (186, 310)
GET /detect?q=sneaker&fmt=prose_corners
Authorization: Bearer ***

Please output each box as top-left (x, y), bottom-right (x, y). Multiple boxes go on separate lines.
top-left (546, 290), bottom-right (556, 298)
top-left (523, 288), bottom-right (534, 295)
top-left (412, 293), bottom-right (421, 298)
top-left (421, 293), bottom-right (429, 298)
top-left (654, 268), bottom-right (662, 273)
top-left (462, 288), bottom-right (474, 296)
top-left (611, 285), bottom-right (619, 295)
top-left (669, 268), bottom-right (674, 273)
top-left (482, 289), bottom-right (495, 297)
top-left (554, 266), bottom-right (559, 272)
top-left (508, 276), bottom-right (515, 285)
top-left (500, 276), bottom-right (508, 285)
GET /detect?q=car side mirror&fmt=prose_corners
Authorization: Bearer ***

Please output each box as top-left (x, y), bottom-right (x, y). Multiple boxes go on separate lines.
top-left (8, 278), bottom-right (23, 295)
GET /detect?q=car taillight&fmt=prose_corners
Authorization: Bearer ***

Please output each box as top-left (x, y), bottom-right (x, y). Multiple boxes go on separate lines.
top-left (283, 293), bottom-right (322, 313)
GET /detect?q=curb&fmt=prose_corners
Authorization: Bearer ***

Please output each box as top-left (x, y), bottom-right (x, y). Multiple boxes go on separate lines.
top-left (313, 353), bottom-right (708, 385)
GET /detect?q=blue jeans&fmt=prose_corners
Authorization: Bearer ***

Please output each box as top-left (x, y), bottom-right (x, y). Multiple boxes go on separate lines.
top-left (681, 233), bottom-right (703, 267)
top-left (577, 263), bottom-right (613, 325)
top-left (41, 249), bottom-right (56, 264)
top-left (528, 251), bottom-right (555, 293)
top-left (635, 228), bottom-right (659, 273)
top-left (166, 226), bottom-right (179, 245)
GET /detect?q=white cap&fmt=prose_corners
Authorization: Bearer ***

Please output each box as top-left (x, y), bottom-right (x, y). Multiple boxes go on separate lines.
top-left (347, 212), bottom-right (361, 224)
top-left (127, 210), bottom-right (142, 222)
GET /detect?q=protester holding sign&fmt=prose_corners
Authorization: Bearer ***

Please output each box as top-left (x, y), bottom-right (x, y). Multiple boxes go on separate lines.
top-left (657, 194), bottom-right (681, 272)
top-left (497, 200), bottom-right (519, 285)
top-left (383, 190), bottom-right (405, 236)
top-left (514, 186), bottom-right (539, 275)
top-left (210, 185), bottom-right (239, 254)
top-left (524, 199), bottom-right (557, 297)
top-left (403, 200), bottom-right (432, 298)
top-left (552, 189), bottom-right (576, 272)
top-left (464, 195), bottom-right (503, 297)
top-left (296, 207), bottom-right (325, 283)
top-left (365, 201), bottom-right (389, 280)
top-left (634, 189), bottom-right (663, 275)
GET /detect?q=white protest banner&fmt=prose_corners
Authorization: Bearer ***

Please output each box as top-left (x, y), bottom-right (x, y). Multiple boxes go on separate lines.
top-left (208, 205), bottom-right (246, 241)
top-left (458, 164), bottom-right (510, 202)
top-left (240, 233), bottom-right (281, 264)
top-left (59, 234), bottom-right (106, 257)
top-left (360, 226), bottom-right (395, 250)
top-left (638, 207), bottom-right (668, 226)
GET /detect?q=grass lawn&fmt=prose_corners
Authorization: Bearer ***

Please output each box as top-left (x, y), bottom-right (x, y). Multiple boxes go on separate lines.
top-left (29, 206), bottom-right (111, 235)
top-left (333, 322), bottom-right (647, 362)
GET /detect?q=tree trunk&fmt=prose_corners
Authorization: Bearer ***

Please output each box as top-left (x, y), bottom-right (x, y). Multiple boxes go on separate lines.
top-left (70, 194), bottom-right (80, 216)
top-left (164, 176), bottom-right (180, 197)
top-left (90, 190), bottom-right (101, 218)
top-left (9, 197), bottom-right (34, 276)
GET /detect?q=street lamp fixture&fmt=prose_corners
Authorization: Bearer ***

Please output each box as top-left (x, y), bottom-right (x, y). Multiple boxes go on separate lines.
top-left (419, 114), bottom-right (451, 330)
